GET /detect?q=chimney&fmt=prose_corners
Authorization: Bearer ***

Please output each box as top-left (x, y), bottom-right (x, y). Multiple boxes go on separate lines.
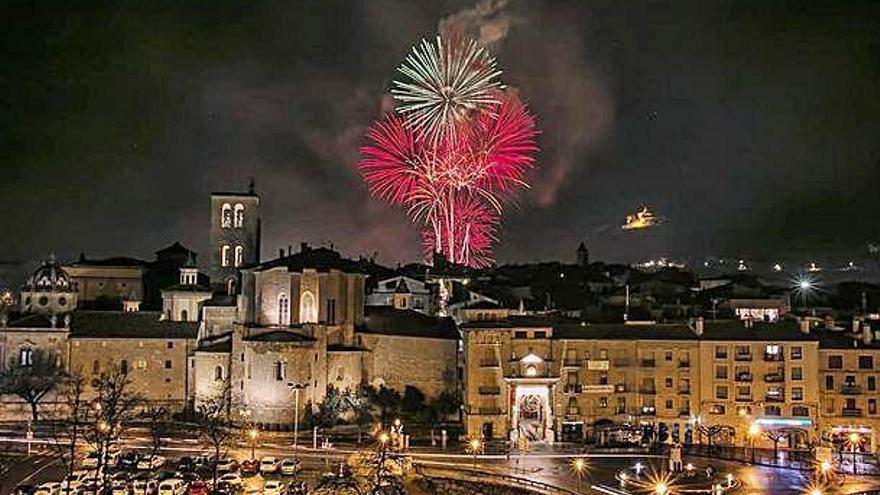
top-left (864, 323), bottom-right (873, 345)
top-left (799, 317), bottom-right (810, 335)
top-left (300, 242), bottom-right (309, 253)
top-left (694, 316), bottom-right (704, 336)
top-left (288, 245), bottom-right (293, 256)
top-left (852, 318), bottom-right (860, 335)
top-left (279, 248), bottom-right (284, 258)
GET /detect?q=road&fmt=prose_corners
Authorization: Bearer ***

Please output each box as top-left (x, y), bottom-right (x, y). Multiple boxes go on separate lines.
top-left (3, 432), bottom-right (880, 495)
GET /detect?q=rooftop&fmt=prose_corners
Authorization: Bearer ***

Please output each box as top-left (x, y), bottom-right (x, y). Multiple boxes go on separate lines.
top-left (243, 330), bottom-right (316, 343)
top-left (68, 311), bottom-right (198, 339)
top-left (360, 306), bottom-right (458, 339)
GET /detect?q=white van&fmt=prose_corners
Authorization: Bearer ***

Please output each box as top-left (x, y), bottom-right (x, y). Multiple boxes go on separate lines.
top-left (157, 479), bottom-right (185, 495)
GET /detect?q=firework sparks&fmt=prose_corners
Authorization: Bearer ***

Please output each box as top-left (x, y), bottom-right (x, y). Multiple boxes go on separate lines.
top-left (360, 33), bottom-right (539, 267)
top-left (392, 34), bottom-right (503, 144)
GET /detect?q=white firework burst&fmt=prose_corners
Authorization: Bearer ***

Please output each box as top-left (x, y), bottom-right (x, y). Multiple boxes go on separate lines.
top-left (392, 35), bottom-right (503, 144)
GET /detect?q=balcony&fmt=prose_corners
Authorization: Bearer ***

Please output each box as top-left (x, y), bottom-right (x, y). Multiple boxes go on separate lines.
top-left (765, 394), bottom-right (785, 403)
top-left (678, 387), bottom-right (691, 395)
top-left (734, 353), bottom-right (753, 362)
top-left (678, 361), bottom-right (691, 369)
top-left (842, 408), bottom-right (864, 417)
top-left (735, 372), bottom-right (753, 382)
top-left (639, 386), bottom-right (657, 395)
top-left (841, 385), bottom-right (863, 395)
top-left (735, 395), bottom-right (753, 402)
top-left (764, 372), bottom-right (785, 383)
top-left (678, 409), bottom-right (692, 418)
top-left (477, 407), bottom-right (503, 415)
top-left (479, 359), bottom-right (499, 368)
top-left (641, 359), bottom-right (656, 368)
top-left (763, 352), bottom-right (784, 362)
top-left (478, 386), bottom-right (501, 395)
top-left (587, 359), bottom-right (610, 371)
top-left (564, 385), bottom-right (583, 394)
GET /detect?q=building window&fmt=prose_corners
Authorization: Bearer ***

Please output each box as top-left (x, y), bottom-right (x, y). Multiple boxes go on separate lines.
top-left (181, 310), bottom-right (188, 322)
top-left (227, 278), bottom-right (237, 295)
top-left (859, 356), bottom-right (874, 370)
top-left (278, 293), bottom-right (290, 326)
top-left (599, 397), bottom-right (608, 409)
top-left (93, 359), bottom-right (100, 374)
top-left (221, 203), bottom-right (232, 228)
top-left (869, 376), bottom-right (876, 391)
top-left (792, 405), bottom-right (809, 417)
top-left (214, 366), bottom-right (224, 381)
top-left (870, 399), bottom-right (878, 415)
top-left (828, 355), bottom-right (843, 369)
top-left (665, 377), bottom-right (673, 388)
top-left (715, 365), bottom-right (728, 380)
top-left (327, 298), bottom-right (337, 325)
top-left (599, 372), bottom-right (608, 385)
top-left (164, 360), bottom-right (172, 369)
top-left (221, 245), bottom-right (231, 267)
top-left (275, 362), bottom-right (286, 381)
top-left (825, 375), bottom-right (834, 390)
top-left (764, 405), bottom-right (781, 416)
top-left (715, 346), bottom-right (727, 359)
top-left (18, 348), bottom-right (33, 367)
top-left (234, 246), bottom-right (244, 267)
top-left (665, 399), bottom-right (673, 409)
top-left (300, 291), bottom-right (317, 323)
top-left (715, 386), bottom-right (728, 400)
top-left (791, 347), bottom-right (803, 360)
top-left (167, 341), bottom-right (174, 349)
top-left (665, 351), bottom-right (673, 362)
top-left (792, 367), bottom-right (803, 381)
top-left (136, 360), bottom-right (147, 370)
top-left (234, 204), bottom-right (245, 228)
top-left (514, 331), bottom-right (528, 339)
top-left (709, 404), bottom-right (726, 415)
top-left (534, 331), bottom-right (547, 339)
top-left (791, 387), bottom-right (804, 401)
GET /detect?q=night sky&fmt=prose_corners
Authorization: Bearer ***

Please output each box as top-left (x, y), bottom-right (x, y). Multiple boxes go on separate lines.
top-left (3, 0), bottom-right (880, 272)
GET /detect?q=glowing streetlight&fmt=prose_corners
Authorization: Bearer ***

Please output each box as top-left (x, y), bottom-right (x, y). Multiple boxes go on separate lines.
top-left (467, 438), bottom-right (483, 470)
top-left (819, 460), bottom-right (831, 474)
top-left (571, 457), bottom-right (587, 493)
top-left (634, 462), bottom-right (644, 476)
top-left (655, 481), bottom-right (668, 495)
top-left (378, 431), bottom-right (390, 445)
top-left (808, 489), bottom-right (823, 495)
top-left (748, 423), bottom-right (760, 464)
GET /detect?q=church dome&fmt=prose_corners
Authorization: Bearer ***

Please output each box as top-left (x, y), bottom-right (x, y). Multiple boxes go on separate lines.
top-left (25, 256), bottom-right (74, 292)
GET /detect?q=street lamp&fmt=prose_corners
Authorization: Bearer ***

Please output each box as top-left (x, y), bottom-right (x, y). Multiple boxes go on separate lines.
top-left (248, 428), bottom-right (258, 459)
top-left (848, 432), bottom-right (861, 475)
top-left (467, 438), bottom-right (483, 470)
top-left (655, 481), bottom-right (669, 495)
top-left (287, 382), bottom-right (306, 461)
top-left (570, 457), bottom-right (587, 493)
top-left (748, 423), bottom-right (760, 464)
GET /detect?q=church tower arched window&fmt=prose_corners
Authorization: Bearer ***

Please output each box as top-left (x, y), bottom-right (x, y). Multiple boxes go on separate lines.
top-left (234, 204), bottom-right (245, 228)
top-left (221, 203), bottom-right (232, 228)
top-left (221, 245), bottom-right (230, 267)
top-left (277, 293), bottom-right (289, 326)
top-left (234, 246), bottom-right (243, 267)
top-left (19, 347), bottom-right (33, 367)
top-left (300, 291), bottom-right (317, 323)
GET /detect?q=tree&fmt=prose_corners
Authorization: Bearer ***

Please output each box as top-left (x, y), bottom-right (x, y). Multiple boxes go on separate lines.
top-left (47, 371), bottom-right (89, 495)
top-left (763, 430), bottom-right (788, 462)
top-left (433, 389), bottom-right (461, 421)
top-left (142, 403), bottom-right (170, 458)
top-left (375, 386), bottom-right (401, 423)
top-left (346, 385), bottom-right (376, 445)
top-left (0, 349), bottom-right (66, 423)
top-left (194, 380), bottom-right (238, 486)
top-left (400, 386), bottom-right (425, 420)
top-left (86, 364), bottom-right (142, 493)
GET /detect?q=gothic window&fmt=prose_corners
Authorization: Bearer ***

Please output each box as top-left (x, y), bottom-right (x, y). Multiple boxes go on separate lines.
top-left (221, 245), bottom-right (230, 267)
top-left (234, 246), bottom-right (244, 267)
top-left (18, 348), bottom-right (33, 367)
top-left (226, 278), bottom-right (236, 296)
top-left (221, 203), bottom-right (232, 228)
top-left (234, 204), bottom-right (245, 227)
top-left (275, 361), bottom-right (286, 381)
top-left (326, 298), bottom-right (336, 325)
top-left (300, 291), bottom-right (317, 323)
top-left (278, 293), bottom-right (290, 326)
top-left (181, 310), bottom-right (188, 322)
top-left (214, 365), bottom-right (224, 381)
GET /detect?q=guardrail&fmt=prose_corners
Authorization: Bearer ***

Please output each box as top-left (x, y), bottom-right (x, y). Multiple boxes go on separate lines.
top-left (414, 461), bottom-right (579, 495)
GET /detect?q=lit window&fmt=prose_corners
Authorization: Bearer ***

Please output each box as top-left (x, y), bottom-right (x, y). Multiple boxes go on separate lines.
top-left (221, 245), bottom-right (230, 267)
top-left (234, 246), bottom-right (243, 267)
top-left (221, 203), bottom-right (232, 228)
top-left (278, 293), bottom-right (289, 326)
top-left (300, 291), bottom-right (317, 323)
top-left (234, 204), bottom-right (245, 227)
top-left (214, 365), bottom-right (224, 381)
top-left (18, 348), bottom-right (33, 367)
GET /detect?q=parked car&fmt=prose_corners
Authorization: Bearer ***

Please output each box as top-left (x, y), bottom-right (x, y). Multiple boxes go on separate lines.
top-left (215, 459), bottom-right (238, 474)
top-left (239, 460), bottom-right (258, 476)
top-left (217, 473), bottom-right (242, 488)
top-left (209, 483), bottom-right (233, 495)
top-left (279, 459), bottom-right (300, 477)
top-left (35, 483), bottom-right (61, 495)
top-left (130, 477), bottom-right (158, 495)
top-left (137, 456), bottom-right (166, 471)
top-left (185, 481), bottom-right (209, 495)
top-left (259, 457), bottom-right (278, 475)
top-left (111, 472), bottom-right (131, 484)
top-left (176, 457), bottom-right (194, 473)
top-left (157, 480), bottom-right (186, 495)
top-left (261, 481), bottom-right (284, 495)
top-left (111, 484), bottom-right (130, 495)
top-left (118, 453), bottom-right (141, 471)
top-left (13, 484), bottom-right (37, 495)
top-left (81, 453), bottom-right (101, 470)
top-left (62, 471), bottom-right (90, 491)
top-left (284, 482), bottom-right (307, 495)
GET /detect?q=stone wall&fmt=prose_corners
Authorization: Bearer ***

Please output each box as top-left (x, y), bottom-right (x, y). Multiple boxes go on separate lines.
top-left (358, 333), bottom-right (457, 399)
